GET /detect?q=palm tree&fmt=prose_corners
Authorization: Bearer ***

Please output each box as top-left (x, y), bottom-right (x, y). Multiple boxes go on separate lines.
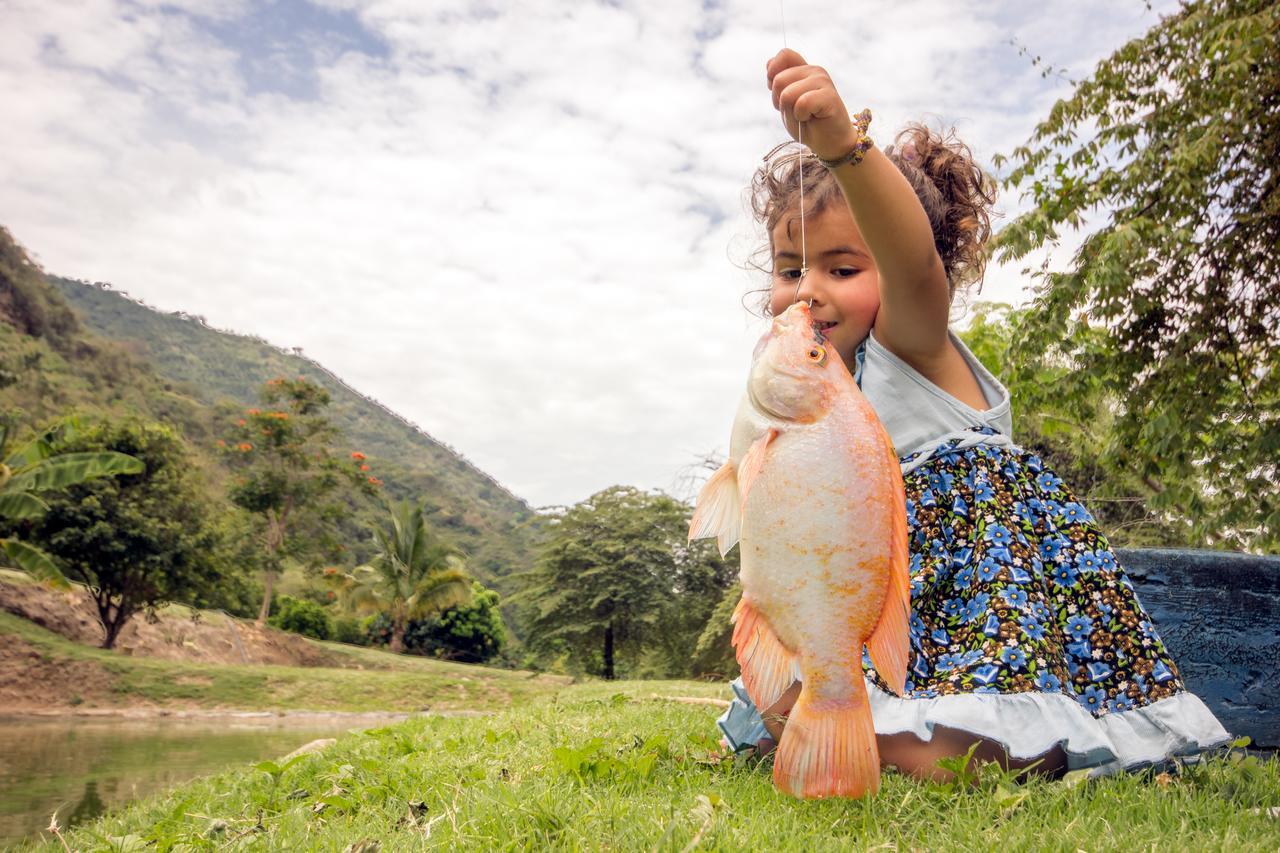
top-left (338, 500), bottom-right (472, 654)
top-left (0, 418), bottom-right (143, 584)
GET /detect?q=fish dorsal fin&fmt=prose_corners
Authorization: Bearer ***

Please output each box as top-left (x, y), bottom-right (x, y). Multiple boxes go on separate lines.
top-left (731, 597), bottom-right (801, 711)
top-left (737, 429), bottom-right (778, 512)
top-left (688, 461), bottom-right (742, 557)
top-left (865, 459), bottom-right (911, 696)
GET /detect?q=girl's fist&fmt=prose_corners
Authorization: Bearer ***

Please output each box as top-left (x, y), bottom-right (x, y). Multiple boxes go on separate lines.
top-left (766, 49), bottom-right (862, 162)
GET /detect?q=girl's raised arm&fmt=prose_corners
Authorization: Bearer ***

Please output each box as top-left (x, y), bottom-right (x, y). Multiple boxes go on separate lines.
top-left (766, 48), bottom-right (950, 365)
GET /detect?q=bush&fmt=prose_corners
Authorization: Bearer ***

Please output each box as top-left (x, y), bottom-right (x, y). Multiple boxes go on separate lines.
top-left (360, 583), bottom-right (506, 663)
top-left (331, 616), bottom-right (367, 646)
top-left (268, 595), bottom-right (331, 640)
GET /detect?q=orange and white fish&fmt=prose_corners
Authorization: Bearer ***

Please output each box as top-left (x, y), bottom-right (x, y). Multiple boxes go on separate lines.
top-left (689, 301), bottom-right (909, 799)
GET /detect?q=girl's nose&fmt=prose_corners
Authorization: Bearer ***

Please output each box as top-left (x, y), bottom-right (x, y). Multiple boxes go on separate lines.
top-left (793, 270), bottom-right (823, 306)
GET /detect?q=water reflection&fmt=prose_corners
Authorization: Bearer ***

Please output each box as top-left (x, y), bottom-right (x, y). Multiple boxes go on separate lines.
top-left (66, 779), bottom-right (107, 828)
top-left (0, 714), bottom-right (402, 847)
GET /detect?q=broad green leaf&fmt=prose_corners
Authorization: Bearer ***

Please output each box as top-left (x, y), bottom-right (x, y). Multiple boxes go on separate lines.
top-left (5, 451), bottom-right (144, 493)
top-left (0, 491), bottom-right (48, 520)
top-left (0, 538), bottom-right (69, 587)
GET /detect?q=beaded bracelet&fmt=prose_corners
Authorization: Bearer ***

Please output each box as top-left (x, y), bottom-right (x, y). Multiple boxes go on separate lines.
top-left (817, 108), bottom-right (874, 170)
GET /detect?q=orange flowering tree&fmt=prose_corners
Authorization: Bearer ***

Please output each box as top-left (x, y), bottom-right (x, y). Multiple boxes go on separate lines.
top-left (221, 376), bottom-right (379, 624)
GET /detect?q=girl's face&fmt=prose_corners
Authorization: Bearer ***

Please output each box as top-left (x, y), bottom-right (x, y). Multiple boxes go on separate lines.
top-left (768, 203), bottom-right (881, 371)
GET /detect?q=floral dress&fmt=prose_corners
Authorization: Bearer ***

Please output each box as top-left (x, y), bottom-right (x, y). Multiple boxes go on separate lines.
top-left (716, 337), bottom-right (1229, 774)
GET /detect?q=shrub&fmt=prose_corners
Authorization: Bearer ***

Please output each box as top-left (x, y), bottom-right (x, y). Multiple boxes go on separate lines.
top-left (360, 583), bottom-right (506, 663)
top-left (331, 616), bottom-right (367, 646)
top-left (268, 595), bottom-right (331, 640)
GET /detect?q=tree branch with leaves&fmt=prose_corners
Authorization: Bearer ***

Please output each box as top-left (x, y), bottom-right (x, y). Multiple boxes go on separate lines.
top-left (994, 0), bottom-right (1279, 550)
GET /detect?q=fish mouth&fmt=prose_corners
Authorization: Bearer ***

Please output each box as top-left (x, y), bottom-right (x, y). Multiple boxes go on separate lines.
top-left (812, 320), bottom-right (836, 341)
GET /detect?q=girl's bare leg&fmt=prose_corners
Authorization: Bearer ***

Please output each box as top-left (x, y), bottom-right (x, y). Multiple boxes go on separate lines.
top-left (878, 725), bottom-right (1067, 782)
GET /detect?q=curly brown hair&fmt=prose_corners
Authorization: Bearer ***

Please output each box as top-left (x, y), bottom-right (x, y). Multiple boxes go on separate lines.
top-left (747, 123), bottom-right (996, 313)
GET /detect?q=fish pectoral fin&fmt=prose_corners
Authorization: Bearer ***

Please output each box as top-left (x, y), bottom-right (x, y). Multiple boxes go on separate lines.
top-left (737, 428), bottom-right (778, 511)
top-left (866, 489), bottom-right (911, 696)
top-left (688, 461), bottom-right (742, 557)
top-left (731, 597), bottom-right (800, 711)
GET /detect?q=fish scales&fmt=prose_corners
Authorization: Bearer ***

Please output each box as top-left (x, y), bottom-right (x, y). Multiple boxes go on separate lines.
top-left (690, 301), bottom-right (910, 799)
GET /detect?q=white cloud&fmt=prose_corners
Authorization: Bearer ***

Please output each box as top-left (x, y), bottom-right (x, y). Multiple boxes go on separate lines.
top-left (0, 0), bottom-right (1174, 507)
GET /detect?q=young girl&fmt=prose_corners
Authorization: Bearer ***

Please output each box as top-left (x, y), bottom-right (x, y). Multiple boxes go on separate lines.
top-left (715, 49), bottom-right (1230, 781)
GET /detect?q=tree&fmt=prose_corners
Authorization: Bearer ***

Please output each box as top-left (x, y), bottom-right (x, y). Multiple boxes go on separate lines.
top-left (332, 499), bottom-right (472, 654)
top-left (0, 417), bottom-right (143, 582)
top-left (994, 0), bottom-right (1279, 551)
top-left (21, 419), bottom-right (226, 648)
top-left (516, 486), bottom-right (732, 680)
top-left (222, 376), bottom-right (375, 624)
top-left (958, 302), bottom-right (1191, 546)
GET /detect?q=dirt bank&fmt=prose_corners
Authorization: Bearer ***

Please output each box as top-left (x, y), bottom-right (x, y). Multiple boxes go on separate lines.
top-left (0, 576), bottom-right (346, 667)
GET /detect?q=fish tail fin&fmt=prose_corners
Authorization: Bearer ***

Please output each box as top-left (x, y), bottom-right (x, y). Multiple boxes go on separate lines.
top-left (773, 678), bottom-right (879, 799)
top-left (688, 461), bottom-right (741, 557)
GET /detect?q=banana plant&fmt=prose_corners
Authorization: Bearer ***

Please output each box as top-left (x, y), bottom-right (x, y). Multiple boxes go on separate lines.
top-left (0, 417), bottom-right (144, 585)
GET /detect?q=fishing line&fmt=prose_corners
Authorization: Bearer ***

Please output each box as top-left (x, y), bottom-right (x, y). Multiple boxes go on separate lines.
top-left (780, 0), bottom-right (811, 309)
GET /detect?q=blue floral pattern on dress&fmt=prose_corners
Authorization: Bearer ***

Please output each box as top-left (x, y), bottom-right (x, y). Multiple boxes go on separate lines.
top-left (863, 426), bottom-right (1186, 717)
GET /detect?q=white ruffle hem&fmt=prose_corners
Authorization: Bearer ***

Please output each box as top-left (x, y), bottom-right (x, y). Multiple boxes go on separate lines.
top-left (717, 676), bottom-right (1232, 777)
top-left (866, 680), bottom-right (1232, 776)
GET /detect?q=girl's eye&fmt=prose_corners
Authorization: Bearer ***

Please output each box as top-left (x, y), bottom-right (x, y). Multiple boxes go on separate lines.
top-left (775, 268), bottom-right (802, 280)
top-left (834, 267), bottom-right (860, 278)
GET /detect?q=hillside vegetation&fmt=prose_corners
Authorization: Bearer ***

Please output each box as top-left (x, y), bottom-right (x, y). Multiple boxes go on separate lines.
top-left (0, 226), bottom-right (535, 589)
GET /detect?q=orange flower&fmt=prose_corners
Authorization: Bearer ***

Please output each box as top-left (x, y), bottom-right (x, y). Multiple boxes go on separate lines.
top-left (323, 567), bottom-right (338, 576)
top-left (351, 452), bottom-right (366, 461)
top-left (248, 408), bottom-right (260, 415)
top-left (216, 439), bottom-right (226, 447)
top-left (237, 419), bottom-right (246, 426)
top-left (238, 442), bottom-right (253, 452)
top-left (367, 476), bottom-right (382, 487)
top-left (360, 464), bottom-right (370, 472)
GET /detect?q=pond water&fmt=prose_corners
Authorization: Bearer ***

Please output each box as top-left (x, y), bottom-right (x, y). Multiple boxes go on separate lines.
top-left (0, 714), bottom-right (402, 848)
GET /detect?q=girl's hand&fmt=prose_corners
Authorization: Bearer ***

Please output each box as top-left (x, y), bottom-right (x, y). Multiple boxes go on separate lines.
top-left (766, 48), bottom-right (863, 162)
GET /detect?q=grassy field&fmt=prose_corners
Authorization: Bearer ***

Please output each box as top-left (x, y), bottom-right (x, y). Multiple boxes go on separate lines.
top-left (0, 611), bottom-right (577, 713)
top-left (20, 686), bottom-right (1280, 851)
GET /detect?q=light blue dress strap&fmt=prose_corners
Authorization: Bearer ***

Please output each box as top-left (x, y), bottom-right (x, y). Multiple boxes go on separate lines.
top-left (716, 677), bottom-right (768, 752)
top-left (853, 339), bottom-right (867, 388)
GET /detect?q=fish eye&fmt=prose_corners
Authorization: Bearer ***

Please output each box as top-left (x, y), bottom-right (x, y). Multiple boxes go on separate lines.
top-left (806, 345), bottom-right (827, 364)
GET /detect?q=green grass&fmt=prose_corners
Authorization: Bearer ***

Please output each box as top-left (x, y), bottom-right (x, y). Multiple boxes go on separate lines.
top-left (22, 688), bottom-right (1280, 851)
top-left (0, 612), bottom-right (573, 713)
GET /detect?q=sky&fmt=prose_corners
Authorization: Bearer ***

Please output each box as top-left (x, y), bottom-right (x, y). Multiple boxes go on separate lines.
top-left (1, 0), bottom-right (1175, 508)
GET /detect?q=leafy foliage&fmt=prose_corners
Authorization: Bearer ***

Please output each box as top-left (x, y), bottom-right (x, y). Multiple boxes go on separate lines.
top-left (993, 0), bottom-right (1279, 551)
top-left (268, 595), bottom-right (334, 640)
top-left (0, 416), bottom-right (144, 583)
top-left (222, 377), bottom-right (376, 623)
top-left (516, 486), bottom-right (735, 680)
top-left (49, 273), bottom-right (538, 589)
top-left (331, 500), bottom-right (473, 654)
top-left (958, 303), bottom-right (1193, 546)
top-left (17, 418), bottom-right (233, 648)
top-left (416, 581), bottom-right (507, 663)
top-left (364, 581), bottom-right (507, 662)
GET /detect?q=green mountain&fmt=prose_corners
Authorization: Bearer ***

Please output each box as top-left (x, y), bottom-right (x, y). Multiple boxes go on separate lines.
top-left (0, 226), bottom-right (536, 589)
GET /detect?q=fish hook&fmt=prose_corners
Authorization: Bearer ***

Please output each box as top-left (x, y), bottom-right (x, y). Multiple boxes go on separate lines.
top-left (792, 270), bottom-right (813, 309)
